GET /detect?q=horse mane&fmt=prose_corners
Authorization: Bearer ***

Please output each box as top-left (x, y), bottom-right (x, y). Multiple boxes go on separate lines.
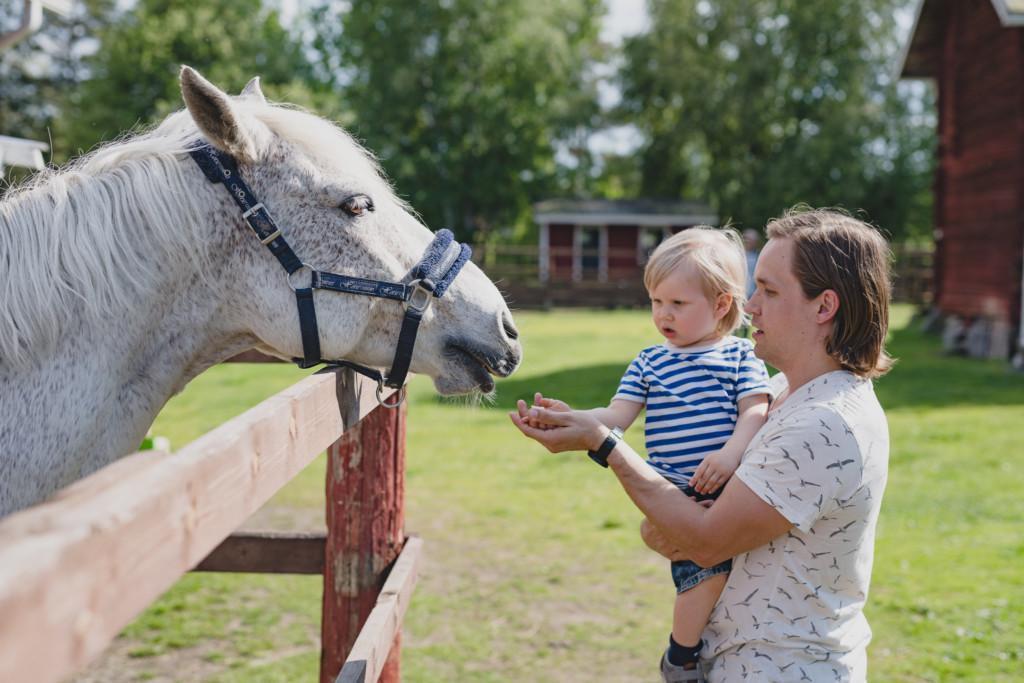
top-left (0, 100), bottom-right (401, 369)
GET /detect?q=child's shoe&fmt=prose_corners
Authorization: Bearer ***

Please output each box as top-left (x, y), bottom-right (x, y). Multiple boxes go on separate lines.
top-left (659, 650), bottom-right (705, 682)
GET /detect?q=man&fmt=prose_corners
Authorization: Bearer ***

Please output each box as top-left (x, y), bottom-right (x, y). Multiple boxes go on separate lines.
top-left (510, 208), bottom-right (892, 681)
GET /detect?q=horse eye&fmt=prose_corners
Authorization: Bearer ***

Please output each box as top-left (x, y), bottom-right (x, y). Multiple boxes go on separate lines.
top-left (341, 194), bottom-right (374, 217)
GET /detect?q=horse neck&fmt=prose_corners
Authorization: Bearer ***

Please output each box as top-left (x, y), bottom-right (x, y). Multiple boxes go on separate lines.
top-left (51, 174), bottom-right (255, 407)
top-left (0, 161), bottom-right (257, 484)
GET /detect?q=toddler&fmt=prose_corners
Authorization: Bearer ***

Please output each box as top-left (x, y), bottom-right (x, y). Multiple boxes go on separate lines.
top-left (531, 227), bottom-right (771, 681)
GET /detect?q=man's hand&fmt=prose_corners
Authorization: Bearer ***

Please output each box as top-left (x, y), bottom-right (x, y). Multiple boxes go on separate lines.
top-left (689, 450), bottom-right (742, 495)
top-left (640, 518), bottom-right (689, 562)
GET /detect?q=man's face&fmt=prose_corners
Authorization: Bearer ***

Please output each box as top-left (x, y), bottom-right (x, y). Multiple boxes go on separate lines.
top-left (745, 237), bottom-right (820, 370)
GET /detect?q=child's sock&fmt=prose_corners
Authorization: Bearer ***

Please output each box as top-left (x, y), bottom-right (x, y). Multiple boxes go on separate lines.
top-left (666, 635), bottom-right (703, 667)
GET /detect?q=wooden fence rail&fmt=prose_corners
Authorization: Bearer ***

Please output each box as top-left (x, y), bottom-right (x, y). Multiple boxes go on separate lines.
top-left (0, 367), bottom-right (417, 683)
top-left (473, 242), bottom-right (934, 308)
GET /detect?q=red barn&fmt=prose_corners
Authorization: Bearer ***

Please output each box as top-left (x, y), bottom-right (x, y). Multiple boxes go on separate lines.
top-left (533, 199), bottom-right (717, 283)
top-left (902, 0), bottom-right (1024, 362)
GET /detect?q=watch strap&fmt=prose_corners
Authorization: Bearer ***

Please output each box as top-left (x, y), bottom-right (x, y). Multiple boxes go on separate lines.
top-left (587, 427), bottom-right (624, 468)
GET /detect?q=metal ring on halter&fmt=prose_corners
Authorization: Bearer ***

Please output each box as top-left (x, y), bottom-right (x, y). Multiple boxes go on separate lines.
top-left (287, 263), bottom-right (316, 291)
top-left (376, 381), bottom-right (407, 409)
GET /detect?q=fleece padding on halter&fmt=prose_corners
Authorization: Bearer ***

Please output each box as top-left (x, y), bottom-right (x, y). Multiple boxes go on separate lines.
top-left (412, 229), bottom-right (472, 297)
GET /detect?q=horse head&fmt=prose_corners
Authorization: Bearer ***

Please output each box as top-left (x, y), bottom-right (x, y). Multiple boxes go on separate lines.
top-left (178, 67), bottom-right (521, 395)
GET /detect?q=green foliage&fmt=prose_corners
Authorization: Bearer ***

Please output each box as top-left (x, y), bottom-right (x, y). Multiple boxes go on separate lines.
top-left (4, 1), bottom-right (939, 244)
top-left (58, 0), bottom-right (326, 159)
top-left (0, 0), bottom-right (116, 175)
top-left (317, 0), bottom-right (606, 242)
top-left (615, 0), bottom-right (936, 240)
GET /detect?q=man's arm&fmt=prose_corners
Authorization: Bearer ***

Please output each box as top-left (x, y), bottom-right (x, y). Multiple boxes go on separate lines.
top-left (509, 404), bottom-right (792, 566)
top-left (607, 442), bottom-right (792, 567)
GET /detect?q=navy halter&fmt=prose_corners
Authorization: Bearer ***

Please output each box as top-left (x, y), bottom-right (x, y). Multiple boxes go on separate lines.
top-left (188, 143), bottom-right (471, 405)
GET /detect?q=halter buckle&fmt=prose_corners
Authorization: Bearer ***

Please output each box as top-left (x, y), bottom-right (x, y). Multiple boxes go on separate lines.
top-left (259, 228), bottom-right (282, 245)
top-left (406, 279), bottom-right (435, 313)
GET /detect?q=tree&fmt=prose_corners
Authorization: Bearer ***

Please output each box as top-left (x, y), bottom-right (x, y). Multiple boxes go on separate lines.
top-left (319, 0), bottom-right (606, 243)
top-left (1, 0), bottom-right (116, 180)
top-left (616, 0), bottom-right (936, 240)
top-left (60, 0), bottom-right (324, 159)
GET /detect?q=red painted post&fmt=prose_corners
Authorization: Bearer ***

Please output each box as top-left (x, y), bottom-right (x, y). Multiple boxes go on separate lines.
top-left (320, 400), bottom-right (407, 683)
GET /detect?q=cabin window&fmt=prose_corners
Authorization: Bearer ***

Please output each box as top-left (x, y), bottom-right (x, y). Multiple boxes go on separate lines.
top-left (638, 227), bottom-right (666, 265)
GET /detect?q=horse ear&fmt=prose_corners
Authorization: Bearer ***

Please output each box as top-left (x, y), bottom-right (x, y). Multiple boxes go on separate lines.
top-left (240, 77), bottom-right (267, 103)
top-left (180, 66), bottom-right (259, 162)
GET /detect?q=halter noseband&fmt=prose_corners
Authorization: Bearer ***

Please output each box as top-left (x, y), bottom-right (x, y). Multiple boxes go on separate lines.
top-left (189, 143), bottom-right (471, 407)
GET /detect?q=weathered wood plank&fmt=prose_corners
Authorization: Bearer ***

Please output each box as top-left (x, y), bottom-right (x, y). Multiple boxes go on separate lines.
top-left (192, 531), bottom-right (327, 574)
top-left (320, 402), bottom-right (407, 683)
top-left (0, 369), bottom-right (393, 683)
top-left (336, 536), bottom-right (423, 683)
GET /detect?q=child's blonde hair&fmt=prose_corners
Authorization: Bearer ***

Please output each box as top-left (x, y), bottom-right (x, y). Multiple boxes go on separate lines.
top-left (643, 226), bottom-right (748, 335)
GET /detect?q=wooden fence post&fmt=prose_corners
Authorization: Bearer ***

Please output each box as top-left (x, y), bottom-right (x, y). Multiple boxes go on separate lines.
top-left (320, 398), bottom-right (407, 683)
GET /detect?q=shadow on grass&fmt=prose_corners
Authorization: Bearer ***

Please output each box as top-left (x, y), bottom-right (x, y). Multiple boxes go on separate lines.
top-left (428, 313), bottom-right (1024, 413)
top-left (876, 320), bottom-right (1024, 410)
top-left (490, 363), bottom-right (628, 412)
top-left (478, 320), bottom-right (1024, 414)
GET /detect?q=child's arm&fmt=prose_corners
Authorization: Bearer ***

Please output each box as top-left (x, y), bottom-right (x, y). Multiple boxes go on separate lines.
top-left (582, 399), bottom-right (643, 431)
top-left (527, 393), bottom-right (642, 432)
top-left (689, 393), bottom-right (769, 494)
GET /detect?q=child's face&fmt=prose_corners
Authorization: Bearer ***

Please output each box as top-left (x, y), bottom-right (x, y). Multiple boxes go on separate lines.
top-left (648, 263), bottom-right (728, 347)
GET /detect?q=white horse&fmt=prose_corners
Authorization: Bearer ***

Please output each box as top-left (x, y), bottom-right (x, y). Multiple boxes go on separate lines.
top-left (0, 67), bottom-right (522, 516)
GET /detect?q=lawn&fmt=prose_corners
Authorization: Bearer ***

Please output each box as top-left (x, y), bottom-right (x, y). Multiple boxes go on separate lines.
top-left (75, 305), bottom-right (1024, 682)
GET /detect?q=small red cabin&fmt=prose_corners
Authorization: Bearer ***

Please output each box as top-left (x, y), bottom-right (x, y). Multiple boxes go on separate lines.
top-left (901, 0), bottom-right (1024, 362)
top-left (533, 199), bottom-right (717, 283)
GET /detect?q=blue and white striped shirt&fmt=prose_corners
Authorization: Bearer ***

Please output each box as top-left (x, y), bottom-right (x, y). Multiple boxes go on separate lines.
top-left (613, 336), bottom-right (771, 486)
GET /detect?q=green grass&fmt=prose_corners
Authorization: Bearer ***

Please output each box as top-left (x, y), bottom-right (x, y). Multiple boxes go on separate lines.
top-left (101, 305), bottom-right (1023, 682)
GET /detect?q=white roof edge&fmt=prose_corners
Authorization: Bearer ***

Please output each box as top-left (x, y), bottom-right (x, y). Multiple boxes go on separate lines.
top-left (42, 0), bottom-right (74, 17)
top-left (992, 0), bottom-right (1024, 26)
top-left (535, 213), bottom-right (718, 227)
top-left (897, 0), bottom-right (930, 80)
top-left (0, 135), bottom-right (50, 151)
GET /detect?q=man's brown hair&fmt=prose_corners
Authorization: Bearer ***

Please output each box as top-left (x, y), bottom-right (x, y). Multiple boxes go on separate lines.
top-left (766, 207), bottom-right (894, 378)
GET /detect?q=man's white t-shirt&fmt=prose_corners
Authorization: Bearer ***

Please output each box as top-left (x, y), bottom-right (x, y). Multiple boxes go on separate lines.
top-left (703, 370), bottom-right (889, 682)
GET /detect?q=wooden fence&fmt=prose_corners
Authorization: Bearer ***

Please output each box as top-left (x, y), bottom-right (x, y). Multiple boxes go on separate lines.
top-left (474, 242), bottom-right (934, 308)
top-left (0, 367), bottom-right (418, 683)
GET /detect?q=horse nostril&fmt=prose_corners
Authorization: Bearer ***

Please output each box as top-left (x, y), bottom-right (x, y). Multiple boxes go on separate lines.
top-left (502, 313), bottom-right (519, 340)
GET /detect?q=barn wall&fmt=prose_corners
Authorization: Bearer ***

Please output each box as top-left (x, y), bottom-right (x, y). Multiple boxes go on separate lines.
top-left (608, 226), bottom-right (640, 279)
top-left (936, 0), bottom-right (1024, 329)
top-left (548, 224), bottom-right (574, 281)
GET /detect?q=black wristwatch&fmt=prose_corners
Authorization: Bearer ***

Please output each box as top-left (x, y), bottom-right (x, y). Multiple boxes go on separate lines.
top-left (587, 426), bottom-right (624, 468)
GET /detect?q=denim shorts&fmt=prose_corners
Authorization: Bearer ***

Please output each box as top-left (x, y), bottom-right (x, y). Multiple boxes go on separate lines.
top-left (671, 557), bottom-right (732, 593)
top-left (670, 482), bottom-right (731, 593)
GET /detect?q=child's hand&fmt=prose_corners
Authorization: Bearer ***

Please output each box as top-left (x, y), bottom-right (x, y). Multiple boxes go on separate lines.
top-left (515, 392), bottom-right (572, 430)
top-left (515, 393), bottom-right (570, 430)
top-left (531, 392), bottom-right (571, 413)
top-left (689, 450), bottom-right (742, 495)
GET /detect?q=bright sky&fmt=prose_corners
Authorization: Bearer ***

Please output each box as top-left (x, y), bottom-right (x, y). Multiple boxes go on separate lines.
top-left (601, 0), bottom-right (649, 44)
top-left (592, 0), bottom-right (648, 155)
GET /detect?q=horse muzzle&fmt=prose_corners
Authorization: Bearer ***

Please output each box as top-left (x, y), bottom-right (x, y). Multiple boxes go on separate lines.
top-left (444, 336), bottom-right (522, 392)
